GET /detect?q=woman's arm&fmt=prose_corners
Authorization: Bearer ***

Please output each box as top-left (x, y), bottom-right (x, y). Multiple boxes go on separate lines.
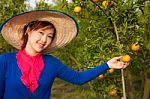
top-left (56, 56), bottom-right (128, 85)
top-left (56, 60), bottom-right (109, 85)
top-left (0, 54), bottom-right (6, 98)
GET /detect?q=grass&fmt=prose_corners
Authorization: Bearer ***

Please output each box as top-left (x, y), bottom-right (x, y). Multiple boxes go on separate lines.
top-left (51, 78), bottom-right (97, 99)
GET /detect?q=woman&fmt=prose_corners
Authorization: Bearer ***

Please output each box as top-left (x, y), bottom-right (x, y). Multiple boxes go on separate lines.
top-left (0, 10), bottom-right (129, 99)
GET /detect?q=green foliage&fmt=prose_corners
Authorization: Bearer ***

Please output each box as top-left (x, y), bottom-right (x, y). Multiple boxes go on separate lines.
top-left (0, 0), bottom-right (26, 24)
top-left (0, 0), bottom-right (26, 53)
top-left (35, 0), bottom-right (53, 10)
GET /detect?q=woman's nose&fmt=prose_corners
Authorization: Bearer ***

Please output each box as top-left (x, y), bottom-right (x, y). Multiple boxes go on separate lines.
top-left (41, 35), bottom-right (47, 43)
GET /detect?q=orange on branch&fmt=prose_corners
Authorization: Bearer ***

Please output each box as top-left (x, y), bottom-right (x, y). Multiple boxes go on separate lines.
top-left (91, 0), bottom-right (99, 3)
top-left (109, 89), bottom-right (117, 96)
top-left (102, 0), bottom-right (109, 9)
top-left (74, 6), bottom-right (81, 13)
top-left (108, 68), bottom-right (115, 74)
top-left (131, 43), bottom-right (140, 52)
top-left (96, 74), bottom-right (105, 80)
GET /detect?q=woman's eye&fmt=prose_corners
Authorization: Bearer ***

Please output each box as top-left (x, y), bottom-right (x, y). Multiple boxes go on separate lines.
top-left (48, 35), bottom-right (53, 38)
top-left (39, 31), bottom-right (43, 34)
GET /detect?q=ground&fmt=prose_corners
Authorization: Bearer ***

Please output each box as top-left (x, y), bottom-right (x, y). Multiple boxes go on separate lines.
top-left (51, 78), bottom-right (96, 99)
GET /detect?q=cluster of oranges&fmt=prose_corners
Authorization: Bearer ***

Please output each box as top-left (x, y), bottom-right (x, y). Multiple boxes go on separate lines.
top-left (73, 1), bottom-right (140, 97)
top-left (97, 43), bottom-right (140, 79)
top-left (96, 68), bottom-right (114, 81)
top-left (96, 42), bottom-right (140, 97)
top-left (96, 68), bottom-right (115, 80)
top-left (73, 0), bottom-right (116, 13)
top-left (122, 42), bottom-right (140, 62)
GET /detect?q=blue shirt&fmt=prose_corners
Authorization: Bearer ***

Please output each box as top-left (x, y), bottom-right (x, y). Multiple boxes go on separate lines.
top-left (0, 52), bottom-right (109, 99)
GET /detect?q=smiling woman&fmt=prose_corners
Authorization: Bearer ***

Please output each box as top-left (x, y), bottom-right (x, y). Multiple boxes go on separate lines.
top-left (22, 20), bottom-right (56, 56)
top-left (0, 10), bottom-right (129, 99)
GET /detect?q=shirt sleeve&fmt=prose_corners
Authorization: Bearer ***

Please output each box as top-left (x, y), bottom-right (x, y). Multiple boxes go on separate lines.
top-left (0, 54), bottom-right (6, 98)
top-left (56, 60), bottom-right (109, 85)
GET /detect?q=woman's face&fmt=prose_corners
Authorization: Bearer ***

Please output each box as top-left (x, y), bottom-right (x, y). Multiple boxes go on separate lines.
top-left (25, 27), bottom-right (54, 55)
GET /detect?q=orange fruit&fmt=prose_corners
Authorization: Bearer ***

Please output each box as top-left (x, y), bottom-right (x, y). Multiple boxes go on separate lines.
top-left (109, 89), bottom-right (117, 96)
top-left (108, 68), bottom-right (115, 74)
top-left (102, 1), bottom-right (109, 9)
top-left (91, 0), bottom-right (99, 3)
top-left (96, 74), bottom-right (105, 80)
top-left (121, 55), bottom-right (131, 62)
top-left (131, 43), bottom-right (140, 52)
top-left (74, 6), bottom-right (81, 13)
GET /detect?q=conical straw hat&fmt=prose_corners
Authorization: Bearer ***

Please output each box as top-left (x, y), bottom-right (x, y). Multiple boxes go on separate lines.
top-left (0, 10), bottom-right (79, 53)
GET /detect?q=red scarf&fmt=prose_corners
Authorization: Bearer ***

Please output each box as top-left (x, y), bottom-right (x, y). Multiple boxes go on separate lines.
top-left (16, 49), bottom-right (44, 93)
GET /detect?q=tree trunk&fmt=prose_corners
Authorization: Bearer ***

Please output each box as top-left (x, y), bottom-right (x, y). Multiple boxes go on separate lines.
top-left (126, 68), bottom-right (134, 99)
top-left (143, 72), bottom-right (150, 99)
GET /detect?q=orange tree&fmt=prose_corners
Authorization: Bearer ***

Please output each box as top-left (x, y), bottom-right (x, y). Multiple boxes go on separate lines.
top-left (50, 0), bottom-right (150, 99)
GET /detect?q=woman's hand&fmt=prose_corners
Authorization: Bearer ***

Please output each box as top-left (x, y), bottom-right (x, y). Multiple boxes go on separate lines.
top-left (107, 56), bottom-right (129, 69)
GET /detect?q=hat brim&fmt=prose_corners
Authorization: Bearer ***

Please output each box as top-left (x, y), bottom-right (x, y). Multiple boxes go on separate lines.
top-left (0, 10), bottom-right (79, 53)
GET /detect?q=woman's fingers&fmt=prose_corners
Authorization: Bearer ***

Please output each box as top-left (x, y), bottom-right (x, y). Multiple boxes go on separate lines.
top-left (121, 62), bottom-right (130, 69)
top-left (107, 56), bottom-right (130, 69)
